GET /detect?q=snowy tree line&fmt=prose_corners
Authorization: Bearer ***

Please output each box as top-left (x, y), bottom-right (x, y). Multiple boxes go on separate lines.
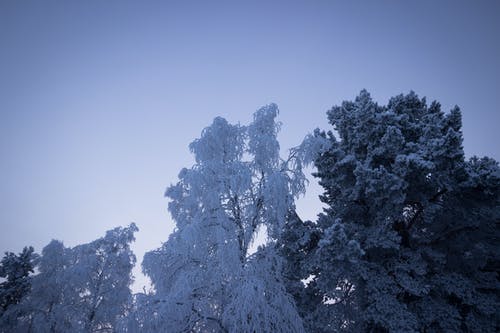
top-left (1, 91), bottom-right (498, 332)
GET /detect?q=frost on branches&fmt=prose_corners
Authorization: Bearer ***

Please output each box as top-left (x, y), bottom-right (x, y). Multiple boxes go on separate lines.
top-left (0, 247), bottom-right (38, 318)
top-left (0, 224), bottom-right (138, 332)
top-left (286, 91), bottom-right (499, 332)
top-left (138, 104), bottom-right (306, 332)
top-left (1, 93), bottom-right (497, 333)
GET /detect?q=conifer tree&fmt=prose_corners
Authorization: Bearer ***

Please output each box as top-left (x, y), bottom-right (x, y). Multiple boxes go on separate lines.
top-left (0, 247), bottom-right (37, 319)
top-left (291, 91), bottom-right (499, 332)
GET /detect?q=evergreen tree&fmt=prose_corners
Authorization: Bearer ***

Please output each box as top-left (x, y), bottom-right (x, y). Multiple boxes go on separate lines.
top-left (280, 212), bottom-right (333, 333)
top-left (293, 91), bottom-right (499, 332)
top-left (0, 247), bottom-right (38, 322)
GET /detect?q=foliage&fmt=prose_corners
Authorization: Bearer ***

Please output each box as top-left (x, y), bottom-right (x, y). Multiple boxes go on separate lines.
top-left (1, 94), bottom-right (498, 332)
top-left (0, 247), bottom-right (38, 317)
top-left (286, 90), bottom-right (500, 332)
top-left (137, 104), bottom-right (306, 332)
top-left (0, 224), bottom-right (137, 332)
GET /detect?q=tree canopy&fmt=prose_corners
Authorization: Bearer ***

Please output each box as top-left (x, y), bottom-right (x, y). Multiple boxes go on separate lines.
top-left (137, 104), bottom-right (306, 332)
top-left (1, 91), bottom-right (498, 332)
top-left (283, 90), bottom-right (499, 332)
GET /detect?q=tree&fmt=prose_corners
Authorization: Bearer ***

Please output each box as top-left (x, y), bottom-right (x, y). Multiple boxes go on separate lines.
top-left (1, 223), bottom-right (138, 333)
top-left (28, 239), bottom-right (70, 332)
top-left (279, 131), bottom-right (333, 333)
top-left (291, 90), bottom-right (499, 332)
top-left (0, 246), bottom-right (38, 328)
top-left (65, 223), bottom-right (138, 332)
top-left (279, 212), bottom-right (332, 333)
top-left (139, 104), bottom-right (306, 332)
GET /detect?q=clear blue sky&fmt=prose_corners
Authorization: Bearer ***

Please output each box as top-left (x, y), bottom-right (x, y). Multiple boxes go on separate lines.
top-left (1, 0), bottom-right (499, 290)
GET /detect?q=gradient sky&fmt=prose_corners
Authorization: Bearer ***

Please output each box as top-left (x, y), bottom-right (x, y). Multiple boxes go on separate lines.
top-left (1, 0), bottom-right (499, 290)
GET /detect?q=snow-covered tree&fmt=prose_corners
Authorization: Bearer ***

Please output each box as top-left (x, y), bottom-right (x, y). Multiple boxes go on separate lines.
top-left (139, 105), bottom-right (306, 332)
top-left (1, 224), bottom-right (137, 333)
top-left (280, 212), bottom-right (337, 333)
top-left (64, 223), bottom-right (138, 332)
top-left (28, 239), bottom-right (70, 332)
top-left (0, 246), bottom-right (38, 329)
top-left (291, 91), bottom-right (499, 332)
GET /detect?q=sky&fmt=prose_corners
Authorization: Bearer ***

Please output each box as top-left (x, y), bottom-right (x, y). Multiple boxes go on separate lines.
top-left (1, 0), bottom-right (499, 291)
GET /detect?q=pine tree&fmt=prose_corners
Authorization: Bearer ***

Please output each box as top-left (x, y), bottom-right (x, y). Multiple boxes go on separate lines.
top-left (295, 91), bottom-right (499, 332)
top-left (0, 246), bottom-right (38, 328)
top-left (279, 212), bottom-right (333, 333)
